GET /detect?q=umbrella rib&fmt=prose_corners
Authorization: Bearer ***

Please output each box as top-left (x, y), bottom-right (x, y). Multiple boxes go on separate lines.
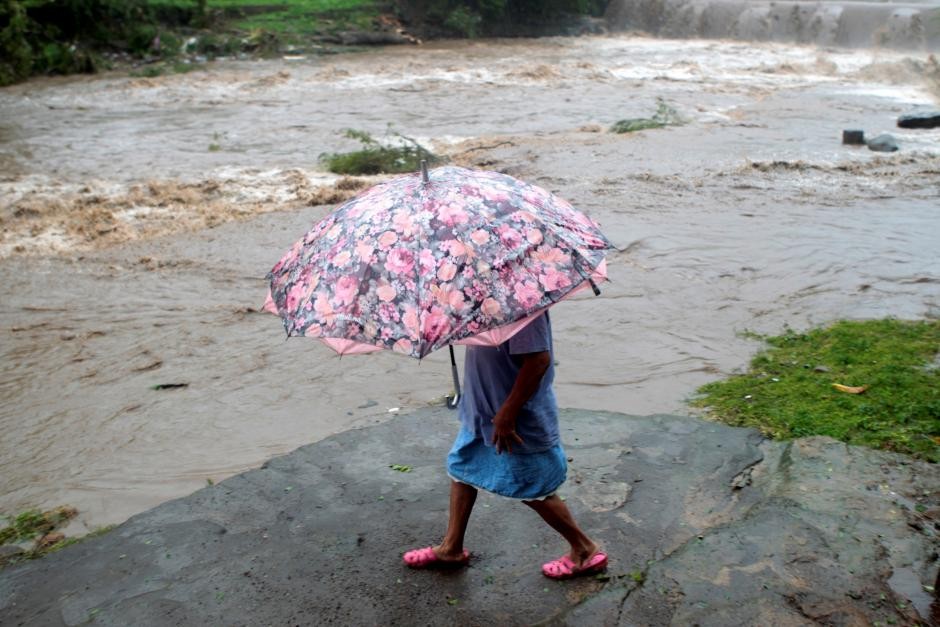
top-left (412, 181), bottom-right (430, 359)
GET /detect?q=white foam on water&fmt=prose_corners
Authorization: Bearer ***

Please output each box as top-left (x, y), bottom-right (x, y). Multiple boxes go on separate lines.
top-left (0, 226), bottom-right (73, 257)
top-left (116, 205), bottom-right (173, 221)
top-left (324, 67), bottom-right (503, 89)
top-left (575, 35), bottom-right (934, 94)
top-left (0, 175), bottom-right (126, 205)
top-left (832, 83), bottom-right (936, 103)
top-left (609, 65), bottom-right (704, 81)
top-left (425, 134), bottom-right (472, 148)
top-left (211, 166), bottom-right (339, 186)
top-left (891, 132), bottom-right (940, 155)
top-left (826, 49), bottom-right (921, 74)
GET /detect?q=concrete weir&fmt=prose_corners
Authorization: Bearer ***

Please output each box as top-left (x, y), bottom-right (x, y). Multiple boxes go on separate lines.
top-left (605, 0), bottom-right (940, 50)
top-left (0, 409), bottom-right (937, 625)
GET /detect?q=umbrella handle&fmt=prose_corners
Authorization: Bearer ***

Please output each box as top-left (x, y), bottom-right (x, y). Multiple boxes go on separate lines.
top-left (446, 344), bottom-right (461, 409)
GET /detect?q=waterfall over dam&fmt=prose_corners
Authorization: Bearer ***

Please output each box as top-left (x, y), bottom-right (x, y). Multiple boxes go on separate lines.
top-left (604, 0), bottom-right (940, 49)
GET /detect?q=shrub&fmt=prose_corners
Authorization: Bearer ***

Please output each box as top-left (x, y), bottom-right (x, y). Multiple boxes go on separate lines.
top-left (0, 0), bottom-right (192, 86)
top-left (444, 5), bottom-right (482, 38)
top-left (321, 129), bottom-right (442, 176)
top-left (610, 98), bottom-right (687, 134)
top-left (396, 0), bottom-right (607, 37)
top-left (0, 0), bottom-right (36, 84)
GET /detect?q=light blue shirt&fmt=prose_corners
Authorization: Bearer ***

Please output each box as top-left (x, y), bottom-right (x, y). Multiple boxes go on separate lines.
top-left (457, 313), bottom-right (559, 454)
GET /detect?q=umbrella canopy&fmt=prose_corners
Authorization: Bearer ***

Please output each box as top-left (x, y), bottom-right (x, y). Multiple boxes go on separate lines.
top-left (265, 165), bottom-right (612, 359)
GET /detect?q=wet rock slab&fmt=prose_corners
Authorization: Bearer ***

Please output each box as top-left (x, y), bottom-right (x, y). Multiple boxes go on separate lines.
top-left (0, 409), bottom-right (937, 626)
top-left (867, 133), bottom-right (900, 153)
top-left (898, 111), bottom-right (940, 129)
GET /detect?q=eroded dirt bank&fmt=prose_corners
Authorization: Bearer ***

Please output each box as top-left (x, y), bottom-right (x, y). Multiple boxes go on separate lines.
top-left (1, 36), bottom-right (938, 533)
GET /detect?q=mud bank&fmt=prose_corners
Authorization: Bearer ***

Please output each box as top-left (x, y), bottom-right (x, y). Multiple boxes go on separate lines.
top-left (0, 409), bottom-right (937, 625)
top-left (0, 171), bottom-right (370, 257)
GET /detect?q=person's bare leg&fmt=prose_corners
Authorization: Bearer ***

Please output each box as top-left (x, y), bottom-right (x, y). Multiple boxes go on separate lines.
top-left (523, 495), bottom-right (599, 567)
top-left (433, 480), bottom-right (478, 562)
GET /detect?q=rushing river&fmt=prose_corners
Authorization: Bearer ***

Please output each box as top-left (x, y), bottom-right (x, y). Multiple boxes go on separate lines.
top-left (1, 35), bottom-right (938, 531)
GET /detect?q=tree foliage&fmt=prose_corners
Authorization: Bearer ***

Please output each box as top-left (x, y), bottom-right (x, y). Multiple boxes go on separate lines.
top-left (396, 0), bottom-right (607, 37)
top-left (1, 0), bottom-right (611, 86)
top-left (1, 0), bottom-right (36, 84)
top-left (0, 0), bottom-right (166, 86)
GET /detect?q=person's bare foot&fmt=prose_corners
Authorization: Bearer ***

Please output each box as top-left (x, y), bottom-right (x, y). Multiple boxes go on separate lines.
top-left (433, 544), bottom-right (470, 564)
top-left (403, 545), bottom-right (469, 569)
top-left (543, 546), bottom-right (608, 579)
top-left (568, 541), bottom-right (600, 568)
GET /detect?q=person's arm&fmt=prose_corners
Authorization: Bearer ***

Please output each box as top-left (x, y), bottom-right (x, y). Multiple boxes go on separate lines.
top-left (491, 350), bottom-right (551, 454)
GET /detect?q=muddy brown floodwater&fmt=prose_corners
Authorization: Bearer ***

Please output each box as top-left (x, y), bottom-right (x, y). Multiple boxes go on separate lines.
top-left (1, 36), bottom-right (939, 532)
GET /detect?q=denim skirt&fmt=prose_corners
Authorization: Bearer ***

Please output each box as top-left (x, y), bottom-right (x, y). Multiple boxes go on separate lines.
top-left (446, 427), bottom-right (567, 500)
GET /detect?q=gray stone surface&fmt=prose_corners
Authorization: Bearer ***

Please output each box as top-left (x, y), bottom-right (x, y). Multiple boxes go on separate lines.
top-left (1, 409), bottom-right (937, 626)
top-left (868, 133), bottom-right (900, 152)
top-left (898, 111), bottom-right (940, 129)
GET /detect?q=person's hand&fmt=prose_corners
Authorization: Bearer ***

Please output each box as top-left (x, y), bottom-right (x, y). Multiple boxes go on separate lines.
top-left (491, 408), bottom-right (523, 454)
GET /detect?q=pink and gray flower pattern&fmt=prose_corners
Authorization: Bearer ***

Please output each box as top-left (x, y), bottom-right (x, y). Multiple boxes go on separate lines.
top-left (267, 166), bottom-right (612, 359)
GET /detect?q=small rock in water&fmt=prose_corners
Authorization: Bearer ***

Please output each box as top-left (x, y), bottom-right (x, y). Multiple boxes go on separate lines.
top-left (866, 134), bottom-right (899, 153)
top-left (152, 383), bottom-right (188, 390)
top-left (897, 110), bottom-right (940, 129)
top-left (842, 129), bottom-right (865, 145)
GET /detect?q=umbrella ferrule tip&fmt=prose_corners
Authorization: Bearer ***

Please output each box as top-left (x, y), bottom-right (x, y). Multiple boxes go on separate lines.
top-left (420, 160), bottom-right (429, 184)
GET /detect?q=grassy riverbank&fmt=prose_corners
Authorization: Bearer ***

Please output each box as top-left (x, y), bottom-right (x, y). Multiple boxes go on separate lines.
top-left (1, 0), bottom-right (606, 86)
top-left (150, 0), bottom-right (381, 38)
top-left (0, 506), bottom-right (114, 568)
top-left (692, 319), bottom-right (940, 462)
top-left (0, 0), bottom-right (388, 86)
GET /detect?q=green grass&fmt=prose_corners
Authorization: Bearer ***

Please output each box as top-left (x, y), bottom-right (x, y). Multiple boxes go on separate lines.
top-left (609, 118), bottom-right (667, 133)
top-left (0, 507), bottom-right (80, 545)
top-left (690, 319), bottom-right (940, 462)
top-left (42, 525), bottom-right (116, 555)
top-left (0, 510), bottom-right (48, 545)
top-left (233, 2), bottom-right (377, 36)
top-left (610, 98), bottom-right (686, 134)
top-left (147, 0), bottom-right (374, 11)
top-left (151, 0), bottom-right (372, 7)
top-left (0, 506), bottom-right (114, 568)
top-left (149, 0), bottom-right (379, 37)
top-left (321, 128), bottom-right (442, 175)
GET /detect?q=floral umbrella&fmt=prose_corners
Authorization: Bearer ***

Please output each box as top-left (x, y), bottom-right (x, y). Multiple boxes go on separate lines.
top-left (265, 164), bottom-right (612, 391)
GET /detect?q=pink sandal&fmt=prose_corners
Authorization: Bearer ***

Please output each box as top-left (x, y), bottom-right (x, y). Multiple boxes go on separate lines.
top-left (542, 551), bottom-right (608, 579)
top-left (403, 546), bottom-right (470, 569)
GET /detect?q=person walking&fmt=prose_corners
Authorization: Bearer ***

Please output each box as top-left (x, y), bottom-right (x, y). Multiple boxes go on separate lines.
top-left (403, 312), bottom-right (608, 579)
